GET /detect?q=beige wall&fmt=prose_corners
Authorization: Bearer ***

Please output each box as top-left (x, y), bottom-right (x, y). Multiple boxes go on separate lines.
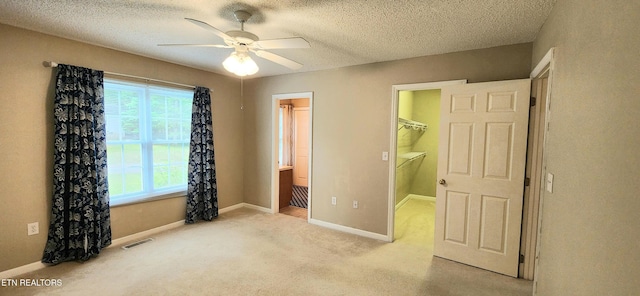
top-left (395, 89), bottom-right (439, 201)
top-left (410, 90), bottom-right (440, 197)
top-left (0, 24), bottom-right (243, 272)
top-left (395, 90), bottom-right (414, 203)
top-left (244, 43), bottom-right (532, 235)
top-left (532, 0), bottom-right (640, 294)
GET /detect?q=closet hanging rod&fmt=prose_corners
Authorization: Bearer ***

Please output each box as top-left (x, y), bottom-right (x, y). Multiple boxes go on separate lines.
top-left (44, 61), bottom-right (196, 89)
top-left (398, 117), bottom-right (427, 131)
top-left (396, 151), bottom-right (426, 168)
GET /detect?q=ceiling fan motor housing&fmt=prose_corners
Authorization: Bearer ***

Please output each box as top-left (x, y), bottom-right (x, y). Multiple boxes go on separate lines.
top-left (163, 9), bottom-right (307, 72)
top-left (226, 30), bottom-right (259, 45)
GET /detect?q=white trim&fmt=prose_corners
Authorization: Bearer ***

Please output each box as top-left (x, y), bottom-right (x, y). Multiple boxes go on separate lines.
top-left (104, 79), bottom-right (193, 207)
top-left (242, 202), bottom-right (273, 213)
top-left (395, 195), bottom-right (411, 210)
top-left (309, 219), bottom-right (390, 242)
top-left (408, 194), bottom-right (436, 202)
top-left (307, 98), bottom-right (314, 221)
top-left (0, 219), bottom-right (187, 279)
top-left (110, 220), bottom-right (184, 248)
top-left (531, 47), bottom-right (555, 294)
top-left (530, 48), bottom-right (555, 78)
top-left (270, 92), bottom-right (314, 220)
top-left (111, 202), bottom-right (255, 248)
top-left (219, 202), bottom-right (246, 214)
top-left (271, 96), bottom-right (280, 214)
top-left (0, 203), bottom-right (263, 278)
top-left (387, 80), bottom-right (467, 242)
top-left (395, 194), bottom-right (436, 210)
top-left (0, 261), bottom-right (48, 279)
top-left (392, 80), bottom-right (468, 91)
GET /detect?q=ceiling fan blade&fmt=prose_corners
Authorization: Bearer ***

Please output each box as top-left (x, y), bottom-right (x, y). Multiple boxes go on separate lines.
top-left (185, 18), bottom-right (233, 41)
top-left (254, 37), bottom-right (310, 49)
top-left (253, 50), bottom-right (303, 70)
top-left (157, 43), bottom-right (232, 48)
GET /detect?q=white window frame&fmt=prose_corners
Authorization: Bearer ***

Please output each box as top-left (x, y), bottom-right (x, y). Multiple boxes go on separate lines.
top-left (104, 78), bottom-right (193, 207)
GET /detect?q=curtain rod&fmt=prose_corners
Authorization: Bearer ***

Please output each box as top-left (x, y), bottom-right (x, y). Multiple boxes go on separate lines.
top-left (44, 61), bottom-right (196, 89)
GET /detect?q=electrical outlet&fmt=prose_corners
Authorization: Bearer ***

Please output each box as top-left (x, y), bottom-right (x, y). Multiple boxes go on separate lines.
top-left (27, 222), bottom-right (39, 236)
top-left (331, 196), bottom-right (337, 205)
top-left (353, 200), bottom-right (358, 209)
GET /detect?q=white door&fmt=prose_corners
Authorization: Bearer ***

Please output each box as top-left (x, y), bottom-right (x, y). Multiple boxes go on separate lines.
top-left (434, 79), bottom-right (531, 277)
top-left (293, 108), bottom-right (309, 186)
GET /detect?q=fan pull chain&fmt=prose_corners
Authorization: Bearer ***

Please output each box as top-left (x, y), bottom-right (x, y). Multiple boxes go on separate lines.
top-left (240, 77), bottom-right (244, 110)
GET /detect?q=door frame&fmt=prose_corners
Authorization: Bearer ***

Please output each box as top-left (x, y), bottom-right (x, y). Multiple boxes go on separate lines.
top-left (529, 48), bottom-right (555, 291)
top-left (385, 48), bottom-right (556, 279)
top-left (270, 92), bottom-right (314, 220)
top-left (387, 80), bottom-right (467, 242)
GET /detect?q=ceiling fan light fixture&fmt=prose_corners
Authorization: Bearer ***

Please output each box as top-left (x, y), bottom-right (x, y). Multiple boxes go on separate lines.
top-left (223, 51), bottom-right (258, 76)
top-left (169, 11), bottom-right (309, 75)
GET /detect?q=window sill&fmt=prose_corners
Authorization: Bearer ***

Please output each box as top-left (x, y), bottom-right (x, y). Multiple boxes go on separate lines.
top-left (109, 190), bottom-right (187, 208)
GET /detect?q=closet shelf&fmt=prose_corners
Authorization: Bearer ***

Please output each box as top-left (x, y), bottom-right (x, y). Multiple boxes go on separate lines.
top-left (397, 152), bottom-right (426, 168)
top-left (398, 117), bottom-right (427, 131)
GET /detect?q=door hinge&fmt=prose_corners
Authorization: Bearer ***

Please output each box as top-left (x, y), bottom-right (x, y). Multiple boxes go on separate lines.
top-left (524, 177), bottom-right (531, 186)
top-left (520, 254), bottom-right (525, 263)
top-left (530, 96), bottom-right (537, 107)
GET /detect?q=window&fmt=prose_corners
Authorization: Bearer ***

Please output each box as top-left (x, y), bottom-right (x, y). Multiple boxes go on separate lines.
top-left (104, 79), bottom-right (193, 206)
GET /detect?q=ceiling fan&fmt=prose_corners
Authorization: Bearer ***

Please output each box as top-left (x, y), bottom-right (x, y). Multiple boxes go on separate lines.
top-left (159, 10), bottom-right (310, 76)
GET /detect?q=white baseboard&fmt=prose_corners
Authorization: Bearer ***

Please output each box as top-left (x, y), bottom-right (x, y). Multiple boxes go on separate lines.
top-left (408, 194), bottom-right (436, 202)
top-left (0, 261), bottom-right (48, 279)
top-left (242, 202), bottom-right (272, 213)
top-left (2, 203), bottom-right (384, 277)
top-left (0, 202), bottom-right (259, 278)
top-left (309, 218), bottom-right (391, 242)
top-left (219, 203), bottom-right (245, 214)
top-left (395, 194), bottom-right (411, 210)
top-left (109, 220), bottom-right (185, 248)
top-left (396, 194), bottom-right (436, 211)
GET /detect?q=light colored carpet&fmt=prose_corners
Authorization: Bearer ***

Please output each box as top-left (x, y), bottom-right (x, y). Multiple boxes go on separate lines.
top-left (2, 201), bottom-right (532, 295)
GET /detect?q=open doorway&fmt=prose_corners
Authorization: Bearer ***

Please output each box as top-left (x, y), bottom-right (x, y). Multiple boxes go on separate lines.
top-left (394, 89), bottom-right (439, 247)
top-left (388, 59), bottom-right (553, 278)
top-left (271, 92), bottom-right (313, 221)
top-left (387, 81), bottom-right (466, 246)
top-left (389, 79), bottom-right (532, 277)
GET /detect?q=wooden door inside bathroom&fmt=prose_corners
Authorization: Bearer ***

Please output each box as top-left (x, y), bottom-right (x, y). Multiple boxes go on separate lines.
top-left (271, 93), bottom-right (313, 220)
top-left (293, 107), bottom-right (309, 187)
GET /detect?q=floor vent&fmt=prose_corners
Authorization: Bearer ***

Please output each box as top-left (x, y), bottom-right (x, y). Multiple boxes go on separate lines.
top-left (121, 238), bottom-right (154, 250)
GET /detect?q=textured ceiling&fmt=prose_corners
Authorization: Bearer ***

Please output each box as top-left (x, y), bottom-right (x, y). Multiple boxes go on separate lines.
top-left (0, 0), bottom-right (556, 78)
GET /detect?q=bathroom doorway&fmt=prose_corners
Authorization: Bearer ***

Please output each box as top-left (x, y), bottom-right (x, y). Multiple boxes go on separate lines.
top-left (271, 92), bottom-right (313, 220)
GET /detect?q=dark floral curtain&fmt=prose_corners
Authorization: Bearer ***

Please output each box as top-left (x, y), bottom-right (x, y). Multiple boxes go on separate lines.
top-left (185, 86), bottom-right (218, 223)
top-left (42, 64), bottom-right (111, 264)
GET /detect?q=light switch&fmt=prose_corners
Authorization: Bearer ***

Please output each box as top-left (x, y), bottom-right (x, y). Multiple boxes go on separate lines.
top-left (382, 151), bottom-right (389, 161)
top-left (546, 173), bottom-right (554, 193)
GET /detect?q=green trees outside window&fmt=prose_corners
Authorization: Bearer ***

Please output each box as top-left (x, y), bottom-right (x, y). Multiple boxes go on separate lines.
top-left (104, 80), bottom-right (192, 204)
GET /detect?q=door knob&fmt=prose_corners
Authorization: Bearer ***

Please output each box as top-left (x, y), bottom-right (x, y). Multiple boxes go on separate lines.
top-left (439, 179), bottom-right (447, 185)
